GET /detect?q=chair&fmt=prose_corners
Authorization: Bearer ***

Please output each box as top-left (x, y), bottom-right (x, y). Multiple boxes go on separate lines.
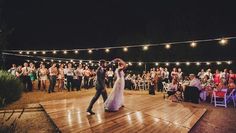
top-left (212, 89), bottom-right (228, 108)
top-left (162, 82), bottom-right (169, 99)
top-left (226, 88), bottom-right (236, 107)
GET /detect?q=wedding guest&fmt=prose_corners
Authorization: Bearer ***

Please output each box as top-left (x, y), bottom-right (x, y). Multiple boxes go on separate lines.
top-left (177, 68), bottom-right (183, 81)
top-left (228, 78), bottom-right (236, 93)
top-left (220, 69), bottom-right (229, 83)
top-left (163, 68), bottom-right (169, 83)
top-left (167, 79), bottom-right (178, 96)
top-left (107, 68), bottom-right (114, 88)
top-left (15, 65), bottom-right (23, 80)
top-left (213, 69), bottom-right (221, 85)
top-left (8, 64), bottom-right (17, 76)
top-left (39, 64), bottom-right (48, 92)
top-left (29, 63), bottom-right (37, 90)
top-left (66, 63), bottom-right (74, 91)
top-left (229, 70), bottom-right (236, 81)
top-left (22, 62), bottom-right (32, 91)
top-left (216, 79), bottom-right (227, 91)
top-left (157, 68), bottom-right (164, 92)
top-left (204, 69), bottom-right (213, 81)
top-left (198, 69), bottom-right (205, 80)
top-left (149, 78), bottom-right (155, 95)
top-left (48, 63), bottom-right (58, 93)
top-left (89, 69), bottom-right (96, 88)
top-left (184, 74), bottom-right (201, 103)
top-left (171, 68), bottom-right (178, 81)
top-left (36, 63), bottom-right (43, 90)
top-left (58, 64), bottom-right (65, 91)
top-left (84, 66), bottom-right (91, 89)
top-left (74, 64), bottom-right (83, 91)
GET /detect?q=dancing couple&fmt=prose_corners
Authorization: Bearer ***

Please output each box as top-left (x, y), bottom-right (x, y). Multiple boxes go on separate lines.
top-left (87, 58), bottom-right (126, 115)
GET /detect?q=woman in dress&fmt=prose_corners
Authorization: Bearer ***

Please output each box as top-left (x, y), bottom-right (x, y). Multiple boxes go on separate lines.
top-left (104, 58), bottom-right (126, 112)
top-left (58, 64), bottom-right (65, 91)
top-left (39, 64), bottom-right (48, 92)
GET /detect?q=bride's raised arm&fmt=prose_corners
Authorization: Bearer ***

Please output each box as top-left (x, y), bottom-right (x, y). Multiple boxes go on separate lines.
top-left (113, 58), bottom-right (126, 70)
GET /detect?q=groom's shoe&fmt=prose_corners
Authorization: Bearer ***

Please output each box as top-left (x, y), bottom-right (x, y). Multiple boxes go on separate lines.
top-left (87, 110), bottom-right (95, 115)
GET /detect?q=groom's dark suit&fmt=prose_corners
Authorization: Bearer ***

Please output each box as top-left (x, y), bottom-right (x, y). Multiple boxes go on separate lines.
top-left (87, 66), bottom-right (108, 112)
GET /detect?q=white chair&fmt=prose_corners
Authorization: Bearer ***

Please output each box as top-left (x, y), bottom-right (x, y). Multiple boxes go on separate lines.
top-left (226, 88), bottom-right (236, 107)
top-left (212, 89), bottom-right (228, 108)
top-left (162, 82), bottom-right (169, 99)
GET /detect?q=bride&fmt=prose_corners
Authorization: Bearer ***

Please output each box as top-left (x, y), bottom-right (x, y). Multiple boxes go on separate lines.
top-left (104, 58), bottom-right (126, 112)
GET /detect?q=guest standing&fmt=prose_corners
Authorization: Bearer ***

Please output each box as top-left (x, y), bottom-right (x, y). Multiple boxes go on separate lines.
top-left (107, 68), bottom-right (114, 88)
top-left (66, 63), bottom-right (74, 91)
top-left (58, 64), bottom-right (65, 91)
top-left (39, 64), bottom-right (48, 92)
top-left (22, 62), bottom-right (33, 91)
top-left (48, 63), bottom-right (58, 93)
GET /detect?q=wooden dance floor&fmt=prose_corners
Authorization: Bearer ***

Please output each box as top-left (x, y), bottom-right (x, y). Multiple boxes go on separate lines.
top-left (40, 94), bottom-right (206, 133)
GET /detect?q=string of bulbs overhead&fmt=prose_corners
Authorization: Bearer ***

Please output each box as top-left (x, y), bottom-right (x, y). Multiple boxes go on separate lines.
top-left (3, 52), bottom-right (233, 67)
top-left (2, 37), bottom-right (234, 55)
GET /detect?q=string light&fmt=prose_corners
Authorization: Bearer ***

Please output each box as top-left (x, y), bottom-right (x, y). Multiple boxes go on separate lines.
top-left (143, 45), bottom-right (149, 51)
top-left (75, 50), bottom-right (79, 54)
top-left (43, 59), bottom-right (46, 61)
top-left (219, 38), bottom-right (228, 46)
top-left (66, 61), bottom-right (69, 63)
top-left (105, 49), bottom-right (110, 53)
top-left (138, 62), bottom-right (142, 66)
top-left (217, 61), bottom-right (222, 65)
top-left (88, 49), bottom-right (93, 54)
top-left (155, 62), bottom-right (159, 66)
top-left (26, 51), bottom-right (30, 54)
top-left (123, 47), bottom-right (128, 52)
top-left (51, 59), bottom-right (54, 62)
top-left (33, 51), bottom-right (37, 54)
top-left (58, 60), bottom-right (61, 63)
top-left (42, 51), bottom-right (46, 54)
top-left (128, 62), bottom-right (132, 66)
top-left (53, 50), bottom-right (57, 54)
top-left (190, 42), bottom-right (197, 48)
top-left (196, 62), bottom-right (200, 66)
top-left (227, 61), bottom-right (232, 65)
top-left (206, 62), bottom-right (210, 65)
top-left (165, 63), bottom-right (169, 66)
top-left (186, 62), bottom-right (190, 66)
top-left (79, 60), bottom-right (83, 63)
top-left (89, 60), bottom-right (92, 63)
top-left (165, 44), bottom-right (171, 49)
top-left (63, 50), bottom-right (67, 54)
top-left (70, 59), bottom-right (73, 62)
top-left (19, 51), bottom-right (23, 54)
top-left (176, 62), bottom-right (180, 66)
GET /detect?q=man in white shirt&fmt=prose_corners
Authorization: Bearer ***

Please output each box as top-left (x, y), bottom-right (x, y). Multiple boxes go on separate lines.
top-left (21, 62), bottom-right (32, 91)
top-left (107, 68), bottom-right (114, 88)
top-left (8, 64), bottom-right (17, 76)
top-left (189, 74), bottom-right (202, 91)
top-left (184, 74), bottom-right (201, 103)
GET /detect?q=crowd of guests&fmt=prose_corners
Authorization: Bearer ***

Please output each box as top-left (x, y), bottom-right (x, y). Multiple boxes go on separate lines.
top-left (7, 62), bottom-right (236, 103)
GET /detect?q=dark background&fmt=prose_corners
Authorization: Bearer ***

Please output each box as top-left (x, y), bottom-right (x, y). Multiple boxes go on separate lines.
top-left (1, 0), bottom-right (236, 73)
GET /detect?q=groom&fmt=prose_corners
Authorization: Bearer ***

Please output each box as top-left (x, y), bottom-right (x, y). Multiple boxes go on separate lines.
top-left (87, 60), bottom-right (108, 115)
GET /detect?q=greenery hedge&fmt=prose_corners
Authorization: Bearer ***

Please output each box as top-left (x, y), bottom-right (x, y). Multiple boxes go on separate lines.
top-left (0, 70), bottom-right (23, 107)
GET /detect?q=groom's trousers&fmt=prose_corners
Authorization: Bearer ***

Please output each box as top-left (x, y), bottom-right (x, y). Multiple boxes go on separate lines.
top-left (87, 89), bottom-right (108, 111)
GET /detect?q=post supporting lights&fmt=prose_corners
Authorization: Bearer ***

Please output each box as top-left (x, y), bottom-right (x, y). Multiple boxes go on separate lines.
top-left (219, 38), bottom-right (228, 46)
top-left (143, 45), bottom-right (148, 51)
top-left (88, 49), bottom-right (93, 54)
top-left (165, 44), bottom-right (171, 49)
top-left (190, 42), bottom-right (197, 48)
top-left (105, 48), bottom-right (110, 53)
top-left (123, 47), bottom-right (128, 52)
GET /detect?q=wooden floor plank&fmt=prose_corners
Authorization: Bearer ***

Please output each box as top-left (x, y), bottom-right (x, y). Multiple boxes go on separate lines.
top-left (40, 94), bottom-right (206, 133)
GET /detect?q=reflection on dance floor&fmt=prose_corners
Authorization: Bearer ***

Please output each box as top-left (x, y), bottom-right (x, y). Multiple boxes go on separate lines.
top-left (41, 95), bottom-right (206, 133)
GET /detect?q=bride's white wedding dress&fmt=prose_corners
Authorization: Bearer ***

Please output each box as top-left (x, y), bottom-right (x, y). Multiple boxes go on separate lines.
top-left (104, 68), bottom-right (125, 111)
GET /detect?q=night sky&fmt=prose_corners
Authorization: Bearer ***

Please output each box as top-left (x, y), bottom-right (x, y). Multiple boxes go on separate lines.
top-left (1, 0), bottom-right (236, 72)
